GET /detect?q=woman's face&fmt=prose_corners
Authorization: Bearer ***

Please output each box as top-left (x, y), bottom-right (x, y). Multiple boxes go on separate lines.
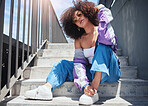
top-left (73, 10), bottom-right (89, 28)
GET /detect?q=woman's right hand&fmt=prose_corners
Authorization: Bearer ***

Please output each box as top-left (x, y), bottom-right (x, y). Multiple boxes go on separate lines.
top-left (95, 4), bottom-right (105, 13)
top-left (84, 85), bottom-right (95, 96)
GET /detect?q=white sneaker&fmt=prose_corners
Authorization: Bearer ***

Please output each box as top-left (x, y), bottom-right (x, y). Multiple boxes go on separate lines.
top-left (25, 85), bottom-right (53, 100)
top-left (79, 89), bottom-right (99, 105)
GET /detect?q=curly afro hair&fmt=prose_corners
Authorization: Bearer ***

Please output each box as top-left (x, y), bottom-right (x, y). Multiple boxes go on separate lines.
top-left (60, 0), bottom-right (99, 40)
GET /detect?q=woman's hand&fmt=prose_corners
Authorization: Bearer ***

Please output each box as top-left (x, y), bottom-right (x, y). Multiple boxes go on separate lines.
top-left (84, 85), bottom-right (95, 96)
top-left (95, 4), bottom-right (105, 13)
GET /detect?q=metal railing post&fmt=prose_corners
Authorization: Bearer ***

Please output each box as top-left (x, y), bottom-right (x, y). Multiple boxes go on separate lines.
top-left (31, 0), bottom-right (38, 54)
top-left (41, 0), bottom-right (44, 41)
top-left (41, 0), bottom-right (44, 43)
top-left (22, 0), bottom-right (26, 69)
top-left (49, 5), bottom-right (52, 42)
top-left (0, 0), bottom-right (5, 94)
top-left (40, 0), bottom-right (43, 45)
top-left (27, 0), bottom-right (31, 62)
top-left (7, 0), bottom-right (14, 88)
top-left (36, 0), bottom-right (38, 52)
top-left (38, 0), bottom-right (41, 48)
top-left (46, 0), bottom-right (49, 41)
top-left (41, 0), bottom-right (47, 41)
top-left (15, 0), bottom-right (21, 78)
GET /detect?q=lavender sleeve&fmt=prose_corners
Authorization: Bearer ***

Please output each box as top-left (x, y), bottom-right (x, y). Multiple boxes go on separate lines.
top-left (98, 7), bottom-right (117, 53)
top-left (73, 48), bottom-right (89, 91)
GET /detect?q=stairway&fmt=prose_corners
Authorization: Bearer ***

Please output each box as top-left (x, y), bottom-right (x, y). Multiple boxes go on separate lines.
top-left (1, 43), bottom-right (148, 106)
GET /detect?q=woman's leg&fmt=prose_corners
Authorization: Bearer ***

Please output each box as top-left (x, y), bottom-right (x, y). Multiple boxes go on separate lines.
top-left (25, 60), bottom-right (74, 100)
top-left (44, 82), bottom-right (52, 89)
top-left (79, 44), bottom-right (120, 105)
top-left (90, 44), bottom-right (120, 86)
top-left (46, 60), bottom-right (74, 91)
top-left (84, 44), bottom-right (120, 97)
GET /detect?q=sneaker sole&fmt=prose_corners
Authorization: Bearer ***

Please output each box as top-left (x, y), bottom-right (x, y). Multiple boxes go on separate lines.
top-left (25, 96), bottom-right (53, 101)
top-left (79, 94), bottom-right (99, 105)
top-left (25, 94), bottom-right (53, 100)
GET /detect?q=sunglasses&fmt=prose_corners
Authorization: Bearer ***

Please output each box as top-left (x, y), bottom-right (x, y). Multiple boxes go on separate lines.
top-left (73, 11), bottom-right (83, 23)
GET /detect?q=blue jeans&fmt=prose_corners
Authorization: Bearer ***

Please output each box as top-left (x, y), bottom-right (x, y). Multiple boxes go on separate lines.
top-left (46, 44), bottom-right (121, 91)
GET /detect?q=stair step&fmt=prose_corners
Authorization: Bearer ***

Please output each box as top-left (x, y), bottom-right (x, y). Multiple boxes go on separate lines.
top-left (47, 43), bottom-right (121, 56)
top-left (119, 56), bottom-right (128, 66)
top-left (120, 66), bottom-right (137, 79)
top-left (38, 49), bottom-right (122, 57)
top-left (117, 49), bottom-right (122, 56)
top-left (1, 96), bottom-right (148, 106)
top-left (47, 43), bottom-right (74, 49)
top-left (36, 57), bottom-right (73, 67)
top-left (23, 66), bottom-right (137, 79)
top-left (39, 49), bottom-right (75, 57)
top-left (36, 56), bottom-right (128, 67)
top-left (11, 79), bottom-right (148, 97)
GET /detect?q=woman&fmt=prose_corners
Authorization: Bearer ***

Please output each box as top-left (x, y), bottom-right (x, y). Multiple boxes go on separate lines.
top-left (25, 0), bottom-right (120, 105)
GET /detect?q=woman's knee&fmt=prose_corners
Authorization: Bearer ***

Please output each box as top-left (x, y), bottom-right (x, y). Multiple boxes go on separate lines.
top-left (60, 60), bottom-right (73, 67)
top-left (60, 60), bottom-right (69, 64)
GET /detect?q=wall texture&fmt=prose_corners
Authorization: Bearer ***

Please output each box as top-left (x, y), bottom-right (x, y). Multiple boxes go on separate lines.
top-left (111, 0), bottom-right (148, 79)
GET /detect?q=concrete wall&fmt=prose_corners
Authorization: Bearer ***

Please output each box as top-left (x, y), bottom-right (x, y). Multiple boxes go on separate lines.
top-left (51, 10), bottom-right (67, 43)
top-left (111, 0), bottom-right (148, 79)
top-left (41, 0), bottom-right (67, 43)
top-left (48, 1), bottom-right (67, 43)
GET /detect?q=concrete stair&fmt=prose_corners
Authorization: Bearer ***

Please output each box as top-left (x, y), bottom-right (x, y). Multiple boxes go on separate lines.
top-left (1, 43), bottom-right (148, 106)
top-left (11, 79), bottom-right (148, 97)
top-left (36, 56), bottom-right (129, 67)
top-left (1, 96), bottom-right (148, 106)
top-left (22, 66), bottom-right (138, 79)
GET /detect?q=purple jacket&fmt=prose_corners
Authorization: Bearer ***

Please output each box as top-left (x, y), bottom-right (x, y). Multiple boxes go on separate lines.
top-left (97, 7), bottom-right (117, 53)
top-left (73, 7), bottom-right (117, 90)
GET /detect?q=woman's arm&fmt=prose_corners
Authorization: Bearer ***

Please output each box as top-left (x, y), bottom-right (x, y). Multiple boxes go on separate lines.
top-left (73, 39), bottom-right (90, 91)
top-left (96, 4), bottom-right (113, 26)
top-left (95, 4), bottom-right (117, 53)
top-left (95, 4), bottom-right (105, 13)
top-left (74, 39), bottom-right (81, 49)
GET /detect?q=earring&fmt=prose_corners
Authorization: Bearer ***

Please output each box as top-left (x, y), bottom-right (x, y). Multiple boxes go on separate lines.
top-left (77, 27), bottom-right (80, 31)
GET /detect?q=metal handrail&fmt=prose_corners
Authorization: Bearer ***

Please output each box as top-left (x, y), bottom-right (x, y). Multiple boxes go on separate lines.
top-left (0, 0), bottom-right (66, 101)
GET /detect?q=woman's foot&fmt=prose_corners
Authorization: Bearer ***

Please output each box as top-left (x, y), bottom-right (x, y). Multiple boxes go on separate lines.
top-left (79, 89), bottom-right (99, 105)
top-left (25, 85), bottom-right (53, 100)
